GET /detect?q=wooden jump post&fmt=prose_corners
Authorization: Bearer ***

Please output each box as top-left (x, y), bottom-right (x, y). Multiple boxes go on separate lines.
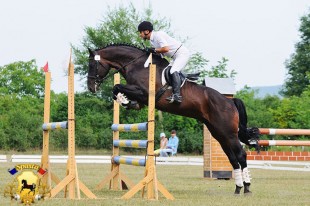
top-left (41, 53), bottom-right (96, 199)
top-left (96, 54), bottom-right (174, 200)
top-left (40, 70), bottom-right (60, 189)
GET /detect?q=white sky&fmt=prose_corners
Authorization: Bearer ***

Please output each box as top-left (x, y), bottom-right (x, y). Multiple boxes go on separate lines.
top-left (1, 0), bottom-right (309, 93)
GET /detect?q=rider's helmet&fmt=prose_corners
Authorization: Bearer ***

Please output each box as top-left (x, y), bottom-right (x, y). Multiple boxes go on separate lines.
top-left (138, 21), bottom-right (153, 32)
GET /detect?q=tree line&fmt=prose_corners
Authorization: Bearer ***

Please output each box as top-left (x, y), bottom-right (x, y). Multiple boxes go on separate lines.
top-left (0, 60), bottom-right (309, 153)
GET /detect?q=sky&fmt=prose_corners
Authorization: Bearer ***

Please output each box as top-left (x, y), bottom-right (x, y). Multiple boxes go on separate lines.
top-left (1, 0), bottom-right (310, 93)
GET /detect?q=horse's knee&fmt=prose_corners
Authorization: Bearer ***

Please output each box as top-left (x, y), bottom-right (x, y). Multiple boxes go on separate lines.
top-left (113, 84), bottom-right (121, 93)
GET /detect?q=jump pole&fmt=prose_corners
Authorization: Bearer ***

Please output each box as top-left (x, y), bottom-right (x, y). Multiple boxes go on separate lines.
top-left (259, 128), bottom-right (310, 136)
top-left (95, 72), bottom-right (135, 191)
top-left (258, 140), bottom-right (310, 146)
top-left (121, 55), bottom-right (174, 200)
top-left (49, 52), bottom-right (96, 199)
top-left (96, 54), bottom-right (174, 200)
top-left (258, 128), bottom-right (310, 146)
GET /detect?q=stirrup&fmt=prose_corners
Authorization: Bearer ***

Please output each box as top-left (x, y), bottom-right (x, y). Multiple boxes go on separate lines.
top-left (165, 95), bottom-right (174, 103)
top-left (166, 94), bottom-right (182, 104)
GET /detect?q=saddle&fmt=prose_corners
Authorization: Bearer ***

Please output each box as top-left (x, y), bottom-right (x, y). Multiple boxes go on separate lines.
top-left (163, 66), bottom-right (200, 87)
top-left (154, 66), bottom-right (200, 102)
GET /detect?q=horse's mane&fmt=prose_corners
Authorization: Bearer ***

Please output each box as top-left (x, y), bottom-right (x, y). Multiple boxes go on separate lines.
top-left (94, 43), bottom-right (170, 65)
top-left (95, 43), bottom-right (145, 52)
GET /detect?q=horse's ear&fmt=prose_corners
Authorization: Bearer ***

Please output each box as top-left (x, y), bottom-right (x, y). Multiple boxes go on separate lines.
top-left (88, 48), bottom-right (94, 56)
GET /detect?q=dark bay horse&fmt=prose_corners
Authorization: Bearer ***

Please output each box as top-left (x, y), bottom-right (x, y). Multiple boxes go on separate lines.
top-left (87, 44), bottom-right (252, 194)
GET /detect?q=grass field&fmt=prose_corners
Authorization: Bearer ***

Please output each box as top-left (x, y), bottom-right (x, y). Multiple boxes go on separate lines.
top-left (0, 162), bottom-right (309, 206)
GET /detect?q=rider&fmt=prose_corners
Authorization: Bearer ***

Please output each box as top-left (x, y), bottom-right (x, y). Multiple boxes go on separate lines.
top-left (137, 21), bottom-right (190, 104)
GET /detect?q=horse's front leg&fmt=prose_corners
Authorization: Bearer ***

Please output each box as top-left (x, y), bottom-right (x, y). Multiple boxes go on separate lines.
top-left (113, 84), bottom-right (147, 110)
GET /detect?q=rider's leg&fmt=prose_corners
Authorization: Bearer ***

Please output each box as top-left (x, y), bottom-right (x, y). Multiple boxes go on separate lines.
top-left (165, 48), bottom-right (190, 104)
top-left (166, 71), bottom-right (182, 103)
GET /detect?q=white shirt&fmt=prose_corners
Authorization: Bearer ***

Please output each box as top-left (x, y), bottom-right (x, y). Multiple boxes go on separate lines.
top-left (150, 31), bottom-right (182, 58)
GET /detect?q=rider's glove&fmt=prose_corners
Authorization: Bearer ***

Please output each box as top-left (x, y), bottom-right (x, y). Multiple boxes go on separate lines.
top-left (146, 47), bottom-right (157, 54)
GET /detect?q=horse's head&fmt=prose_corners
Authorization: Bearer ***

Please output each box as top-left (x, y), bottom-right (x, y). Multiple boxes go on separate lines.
top-left (87, 44), bottom-right (168, 93)
top-left (87, 48), bottom-right (111, 93)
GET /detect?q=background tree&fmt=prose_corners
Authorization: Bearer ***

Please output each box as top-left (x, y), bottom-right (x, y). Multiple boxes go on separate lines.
top-left (71, 4), bottom-right (210, 154)
top-left (236, 87), bottom-right (280, 130)
top-left (0, 95), bottom-right (43, 151)
top-left (282, 10), bottom-right (310, 97)
top-left (0, 60), bottom-right (45, 98)
top-left (73, 4), bottom-right (208, 90)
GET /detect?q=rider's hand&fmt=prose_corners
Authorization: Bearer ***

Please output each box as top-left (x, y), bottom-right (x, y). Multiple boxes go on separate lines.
top-left (146, 47), bottom-right (157, 54)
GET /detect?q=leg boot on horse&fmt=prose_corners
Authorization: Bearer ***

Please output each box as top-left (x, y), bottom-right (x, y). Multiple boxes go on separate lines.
top-left (166, 71), bottom-right (182, 104)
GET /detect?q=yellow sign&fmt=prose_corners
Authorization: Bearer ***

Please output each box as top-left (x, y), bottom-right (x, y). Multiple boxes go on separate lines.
top-left (3, 164), bottom-right (50, 205)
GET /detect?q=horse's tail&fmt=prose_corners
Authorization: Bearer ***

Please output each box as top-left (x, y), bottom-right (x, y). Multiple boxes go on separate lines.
top-left (233, 98), bottom-right (260, 152)
top-left (232, 98), bottom-right (248, 145)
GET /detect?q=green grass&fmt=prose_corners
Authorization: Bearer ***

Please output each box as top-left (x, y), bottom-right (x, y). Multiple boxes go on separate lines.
top-left (1, 162), bottom-right (310, 206)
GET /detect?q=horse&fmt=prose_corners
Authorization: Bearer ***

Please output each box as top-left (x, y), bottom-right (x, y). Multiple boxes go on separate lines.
top-left (87, 44), bottom-right (253, 194)
top-left (20, 179), bottom-right (36, 194)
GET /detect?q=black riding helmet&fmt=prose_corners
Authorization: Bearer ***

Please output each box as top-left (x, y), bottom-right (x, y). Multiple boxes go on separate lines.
top-left (138, 21), bottom-right (153, 32)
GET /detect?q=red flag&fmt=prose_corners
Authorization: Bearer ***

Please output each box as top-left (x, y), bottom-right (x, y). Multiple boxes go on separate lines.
top-left (42, 62), bottom-right (48, 72)
top-left (37, 168), bottom-right (47, 176)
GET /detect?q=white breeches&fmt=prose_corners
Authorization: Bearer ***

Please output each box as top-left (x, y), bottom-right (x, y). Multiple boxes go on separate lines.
top-left (169, 46), bottom-right (190, 74)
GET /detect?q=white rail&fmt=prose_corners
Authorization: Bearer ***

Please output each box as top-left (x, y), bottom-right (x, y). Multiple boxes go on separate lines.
top-left (0, 155), bottom-right (7, 162)
top-left (4, 155), bottom-right (310, 172)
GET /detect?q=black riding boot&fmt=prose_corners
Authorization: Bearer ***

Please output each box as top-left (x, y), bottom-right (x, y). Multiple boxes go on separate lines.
top-left (166, 72), bottom-right (182, 103)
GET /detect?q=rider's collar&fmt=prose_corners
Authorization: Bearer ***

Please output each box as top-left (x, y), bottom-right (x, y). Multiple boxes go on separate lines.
top-left (150, 31), bottom-right (155, 42)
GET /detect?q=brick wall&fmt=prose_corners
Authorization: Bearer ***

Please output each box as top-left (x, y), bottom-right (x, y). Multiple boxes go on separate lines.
top-left (246, 151), bottom-right (310, 161)
top-left (203, 126), bottom-right (232, 178)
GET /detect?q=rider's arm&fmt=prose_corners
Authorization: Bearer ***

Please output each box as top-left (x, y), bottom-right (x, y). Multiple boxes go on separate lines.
top-left (155, 46), bottom-right (169, 54)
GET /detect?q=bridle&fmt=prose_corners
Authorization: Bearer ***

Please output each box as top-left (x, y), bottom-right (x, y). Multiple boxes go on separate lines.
top-left (87, 52), bottom-right (146, 88)
top-left (87, 56), bottom-right (112, 87)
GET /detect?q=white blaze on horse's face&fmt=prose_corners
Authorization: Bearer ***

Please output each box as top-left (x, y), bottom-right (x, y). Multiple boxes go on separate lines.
top-left (94, 55), bottom-right (100, 61)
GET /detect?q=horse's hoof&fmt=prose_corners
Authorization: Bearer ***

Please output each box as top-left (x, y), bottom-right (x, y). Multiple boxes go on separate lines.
top-left (234, 185), bottom-right (242, 195)
top-left (243, 182), bottom-right (251, 194)
top-left (127, 101), bottom-right (141, 110)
